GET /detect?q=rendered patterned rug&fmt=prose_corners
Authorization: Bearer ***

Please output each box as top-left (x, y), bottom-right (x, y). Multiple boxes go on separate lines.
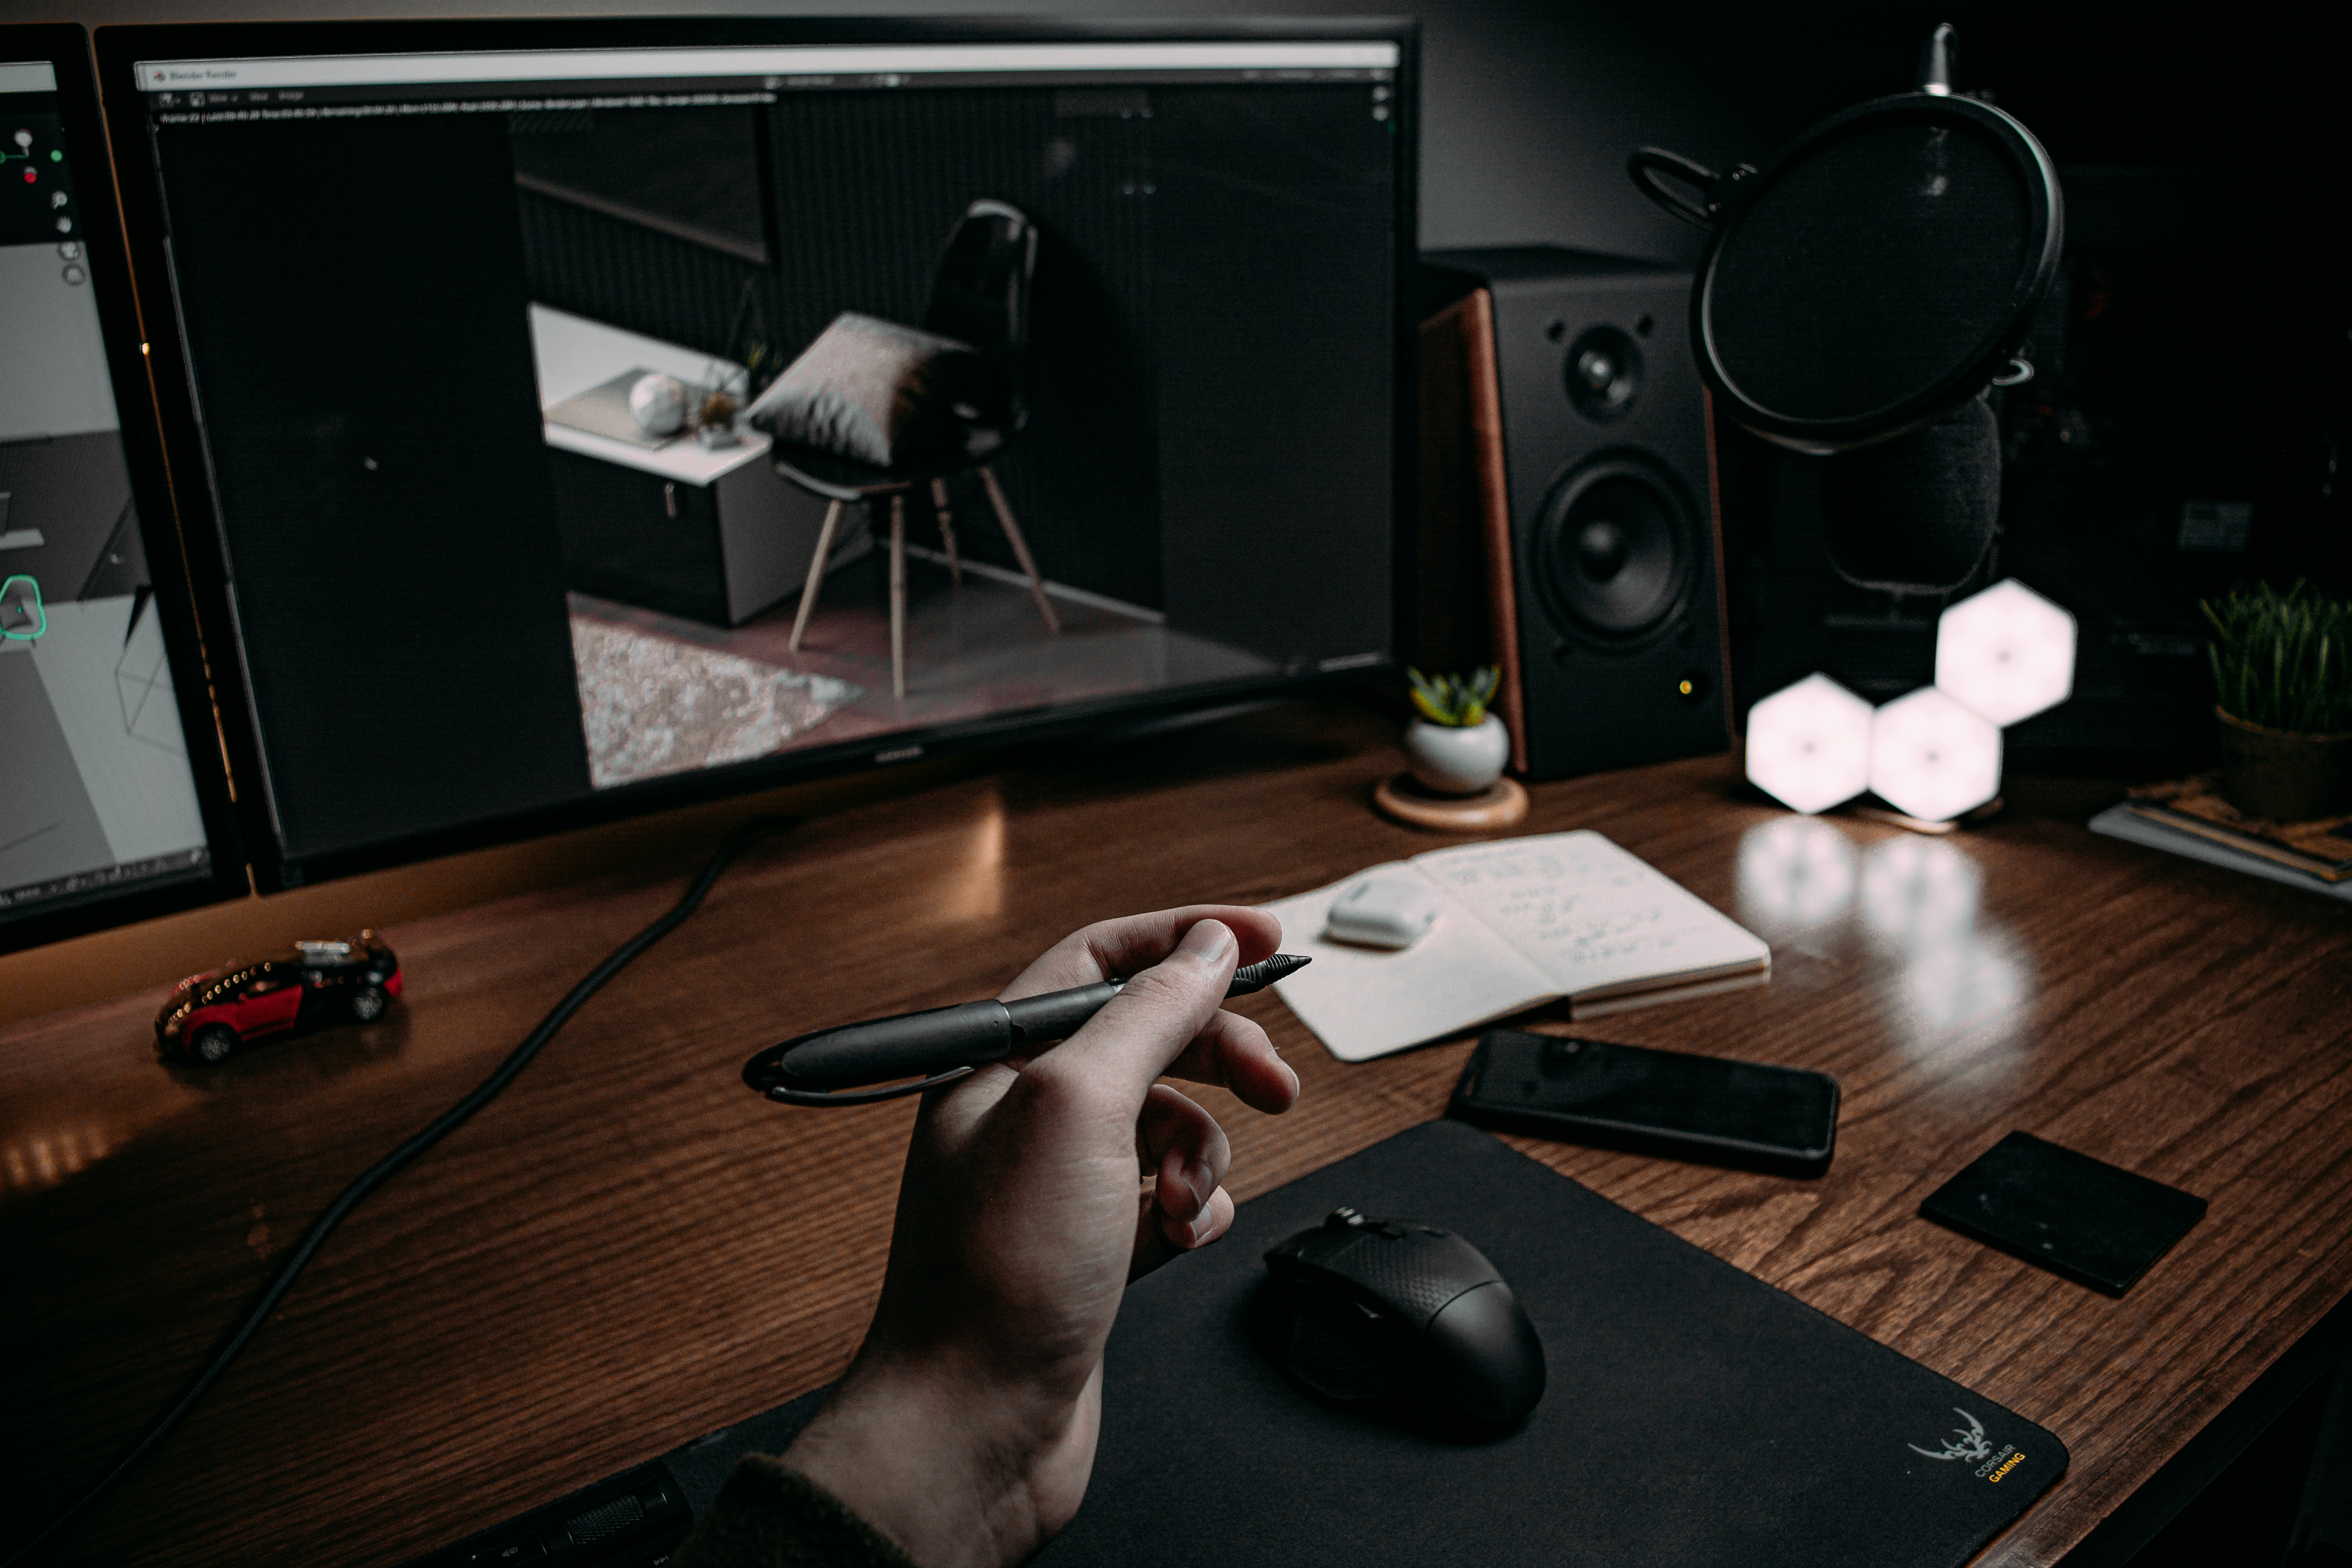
top-left (571, 617), bottom-right (862, 788)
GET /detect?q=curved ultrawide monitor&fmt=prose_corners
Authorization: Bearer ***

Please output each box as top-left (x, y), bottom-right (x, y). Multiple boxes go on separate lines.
top-left (0, 25), bottom-right (245, 953)
top-left (95, 17), bottom-right (1417, 889)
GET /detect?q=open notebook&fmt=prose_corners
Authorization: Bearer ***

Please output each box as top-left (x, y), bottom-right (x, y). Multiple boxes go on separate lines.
top-left (1264, 831), bottom-right (1770, 1062)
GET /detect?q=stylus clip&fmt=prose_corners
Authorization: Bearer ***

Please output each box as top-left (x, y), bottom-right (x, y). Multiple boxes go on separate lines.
top-left (763, 1067), bottom-right (976, 1107)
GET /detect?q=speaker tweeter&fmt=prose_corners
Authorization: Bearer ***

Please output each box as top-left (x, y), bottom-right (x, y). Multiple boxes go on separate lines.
top-left (1565, 326), bottom-right (1642, 422)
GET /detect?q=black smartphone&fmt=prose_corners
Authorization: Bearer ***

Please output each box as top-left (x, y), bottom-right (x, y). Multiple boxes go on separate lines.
top-left (1450, 1029), bottom-right (1840, 1178)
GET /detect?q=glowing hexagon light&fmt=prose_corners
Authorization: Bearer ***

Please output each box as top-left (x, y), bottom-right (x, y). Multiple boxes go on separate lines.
top-left (1869, 687), bottom-right (2003, 823)
top-left (1746, 673), bottom-right (1875, 815)
top-left (1935, 579), bottom-right (2077, 726)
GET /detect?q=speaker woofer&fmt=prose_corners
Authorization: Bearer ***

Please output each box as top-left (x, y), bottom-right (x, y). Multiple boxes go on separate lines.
top-left (1531, 455), bottom-right (1695, 646)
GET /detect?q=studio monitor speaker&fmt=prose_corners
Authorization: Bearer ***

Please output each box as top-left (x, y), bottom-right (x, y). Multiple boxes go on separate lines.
top-left (1417, 248), bottom-right (1732, 780)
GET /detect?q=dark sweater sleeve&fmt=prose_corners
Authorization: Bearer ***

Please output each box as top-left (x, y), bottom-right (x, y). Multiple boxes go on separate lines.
top-left (667, 1454), bottom-right (920, 1568)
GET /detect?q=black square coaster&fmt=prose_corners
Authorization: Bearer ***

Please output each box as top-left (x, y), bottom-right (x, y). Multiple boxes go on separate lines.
top-left (1920, 1131), bottom-right (2207, 1296)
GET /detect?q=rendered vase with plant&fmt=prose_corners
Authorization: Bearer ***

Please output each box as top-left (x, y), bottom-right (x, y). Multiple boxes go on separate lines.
top-left (1404, 667), bottom-right (1510, 796)
top-left (2204, 581), bottom-right (2352, 822)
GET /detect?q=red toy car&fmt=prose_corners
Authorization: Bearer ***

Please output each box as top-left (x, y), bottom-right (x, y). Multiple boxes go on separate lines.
top-left (156, 932), bottom-right (403, 1065)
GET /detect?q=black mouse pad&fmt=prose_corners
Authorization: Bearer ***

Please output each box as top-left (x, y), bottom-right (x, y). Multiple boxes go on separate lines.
top-left (1919, 1130), bottom-right (2207, 1296)
top-left (645, 1122), bottom-right (2065, 1567)
top-left (1033, 1120), bottom-right (2065, 1567)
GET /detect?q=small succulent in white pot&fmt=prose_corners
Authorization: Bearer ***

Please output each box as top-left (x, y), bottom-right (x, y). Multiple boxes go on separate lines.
top-left (1404, 666), bottom-right (1510, 795)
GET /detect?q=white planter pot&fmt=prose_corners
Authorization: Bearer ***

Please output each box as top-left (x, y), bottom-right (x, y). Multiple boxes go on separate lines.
top-left (1404, 715), bottom-right (1510, 796)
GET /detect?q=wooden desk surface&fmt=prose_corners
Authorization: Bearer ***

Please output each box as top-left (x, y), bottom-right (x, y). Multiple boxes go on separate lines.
top-left (7, 699), bottom-right (2350, 1566)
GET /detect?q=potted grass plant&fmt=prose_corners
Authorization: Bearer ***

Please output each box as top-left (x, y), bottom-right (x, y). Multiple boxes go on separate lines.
top-left (2204, 581), bottom-right (2352, 821)
top-left (1404, 666), bottom-right (1509, 795)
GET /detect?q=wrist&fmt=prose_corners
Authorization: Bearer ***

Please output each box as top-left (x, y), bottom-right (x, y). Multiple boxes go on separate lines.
top-left (783, 1356), bottom-right (1058, 1568)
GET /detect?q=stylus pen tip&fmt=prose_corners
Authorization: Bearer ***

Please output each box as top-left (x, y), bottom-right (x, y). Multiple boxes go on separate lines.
top-left (1229, 953), bottom-right (1311, 994)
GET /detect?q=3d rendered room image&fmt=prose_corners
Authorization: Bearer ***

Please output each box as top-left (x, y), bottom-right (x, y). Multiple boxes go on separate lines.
top-left (2, 9), bottom-right (2347, 1568)
top-left (512, 91), bottom-right (1379, 784)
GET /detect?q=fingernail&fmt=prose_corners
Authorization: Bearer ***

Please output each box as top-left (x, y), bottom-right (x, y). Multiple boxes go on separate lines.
top-left (1186, 1159), bottom-right (1215, 1211)
top-left (1185, 1208), bottom-right (1218, 1245)
top-left (1178, 919), bottom-right (1234, 962)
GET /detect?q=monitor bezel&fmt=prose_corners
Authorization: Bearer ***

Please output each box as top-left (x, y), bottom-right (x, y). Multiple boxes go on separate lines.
top-left (0, 23), bottom-right (249, 955)
top-left (93, 14), bottom-right (1419, 892)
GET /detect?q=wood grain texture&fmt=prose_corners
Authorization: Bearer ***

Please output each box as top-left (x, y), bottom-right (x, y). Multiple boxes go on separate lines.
top-left (4, 697), bottom-right (2348, 1567)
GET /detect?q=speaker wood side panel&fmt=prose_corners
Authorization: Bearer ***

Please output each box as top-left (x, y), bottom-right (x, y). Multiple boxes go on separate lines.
top-left (1701, 388), bottom-right (1739, 746)
top-left (1460, 290), bottom-right (1528, 777)
top-left (1415, 290), bottom-right (1527, 773)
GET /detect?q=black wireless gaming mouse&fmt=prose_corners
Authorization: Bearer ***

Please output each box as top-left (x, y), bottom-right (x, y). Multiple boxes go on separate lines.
top-left (1261, 1207), bottom-right (1545, 1437)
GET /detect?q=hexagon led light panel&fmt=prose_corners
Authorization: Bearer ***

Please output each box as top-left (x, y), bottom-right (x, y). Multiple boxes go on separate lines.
top-left (1746, 673), bottom-right (1874, 815)
top-left (1935, 579), bottom-right (2077, 727)
top-left (1868, 687), bottom-right (2002, 823)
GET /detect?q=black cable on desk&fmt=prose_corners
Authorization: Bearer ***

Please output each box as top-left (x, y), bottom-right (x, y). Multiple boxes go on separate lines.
top-left (6, 817), bottom-right (785, 1567)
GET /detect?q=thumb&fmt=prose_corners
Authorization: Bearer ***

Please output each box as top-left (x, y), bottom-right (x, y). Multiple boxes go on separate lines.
top-left (1036, 918), bottom-right (1237, 1111)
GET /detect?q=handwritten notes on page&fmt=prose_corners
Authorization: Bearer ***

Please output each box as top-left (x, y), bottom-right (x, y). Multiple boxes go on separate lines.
top-left (1417, 835), bottom-right (1769, 1001)
top-left (1263, 831), bottom-right (1769, 1063)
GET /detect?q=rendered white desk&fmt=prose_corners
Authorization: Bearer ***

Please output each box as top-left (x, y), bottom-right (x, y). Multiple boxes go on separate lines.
top-left (527, 305), bottom-right (866, 624)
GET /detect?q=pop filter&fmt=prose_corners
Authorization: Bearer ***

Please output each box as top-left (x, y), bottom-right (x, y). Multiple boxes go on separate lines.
top-left (1630, 24), bottom-right (2062, 593)
top-left (1631, 28), bottom-right (2061, 457)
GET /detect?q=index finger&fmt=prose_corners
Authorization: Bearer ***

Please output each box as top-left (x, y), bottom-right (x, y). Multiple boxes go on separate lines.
top-left (998, 904), bottom-right (1281, 1001)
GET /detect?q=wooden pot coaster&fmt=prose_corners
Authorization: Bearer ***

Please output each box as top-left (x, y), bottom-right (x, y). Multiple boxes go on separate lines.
top-left (1372, 772), bottom-right (1530, 831)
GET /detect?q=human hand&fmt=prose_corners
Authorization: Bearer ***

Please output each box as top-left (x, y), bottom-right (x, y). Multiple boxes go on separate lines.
top-left (779, 906), bottom-right (1298, 1568)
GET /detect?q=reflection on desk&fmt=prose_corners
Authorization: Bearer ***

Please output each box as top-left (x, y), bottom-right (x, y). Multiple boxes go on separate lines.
top-left (1741, 821), bottom-right (2034, 1057)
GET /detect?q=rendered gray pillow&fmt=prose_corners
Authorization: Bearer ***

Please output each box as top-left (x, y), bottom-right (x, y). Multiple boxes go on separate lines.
top-left (747, 312), bottom-right (995, 468)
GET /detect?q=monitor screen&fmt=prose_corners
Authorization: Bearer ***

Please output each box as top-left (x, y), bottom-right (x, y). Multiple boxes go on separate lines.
top-left (102, 20), bottom-right (1414, 887)
top-left (0, 30), bottom-right (242, 951)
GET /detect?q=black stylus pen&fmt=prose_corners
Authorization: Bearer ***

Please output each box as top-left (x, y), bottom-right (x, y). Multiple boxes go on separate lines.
top-left (744, 954), bottom-right (1311, 1107)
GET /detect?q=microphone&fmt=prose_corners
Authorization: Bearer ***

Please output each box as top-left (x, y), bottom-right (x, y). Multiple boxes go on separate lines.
top-left (1817, 391), bottom-right (2002, 595)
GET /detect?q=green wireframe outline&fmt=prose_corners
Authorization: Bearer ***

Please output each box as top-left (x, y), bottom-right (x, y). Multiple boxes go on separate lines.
top-left (1, 573), bottom-right (46, 640)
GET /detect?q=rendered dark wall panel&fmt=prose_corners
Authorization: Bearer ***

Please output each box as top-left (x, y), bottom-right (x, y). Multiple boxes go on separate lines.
top-left (157, 114), bottom-right (592, 862)
top-left (1151, 84), bottom-right (1395, 666)
top-left (517, 187), bottom-right (767, 371)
